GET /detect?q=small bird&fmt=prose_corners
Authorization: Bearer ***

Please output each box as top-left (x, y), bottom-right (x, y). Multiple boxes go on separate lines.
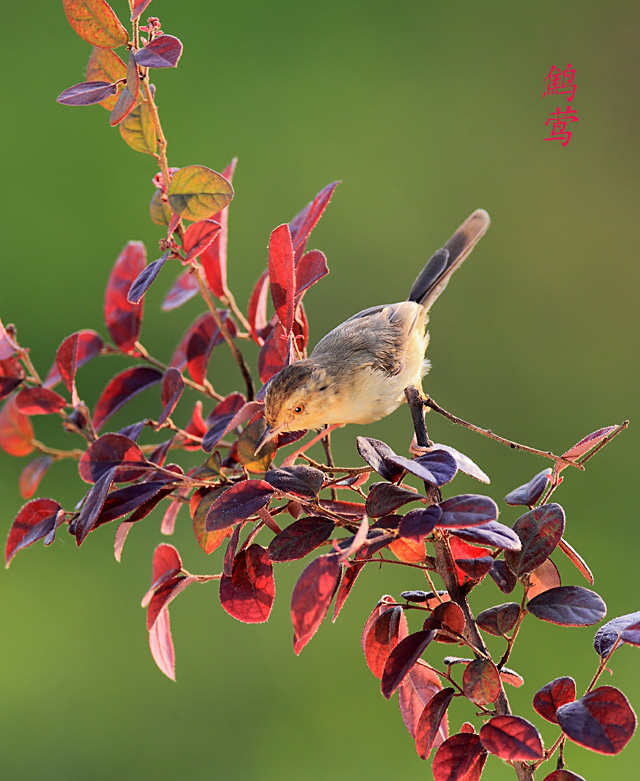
top-left (255, 209), bottom-right (490, 454)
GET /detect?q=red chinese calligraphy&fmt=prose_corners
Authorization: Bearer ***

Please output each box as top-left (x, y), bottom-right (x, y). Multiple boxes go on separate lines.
top-left (544, 63), bottom-right (576, 102)
top-left (544, 106), bottom-right (579, 146)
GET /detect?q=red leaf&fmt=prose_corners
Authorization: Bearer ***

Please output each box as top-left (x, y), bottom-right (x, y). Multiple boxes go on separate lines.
top-left (5, 498), bottom-right (63, 567)
top-left (219, 544), bottom-right (275, 624)
top-left (558, 537), bottom-right (594, 585)
top-left (162, 269), bottom-right (199, 311)
top-left (62, 0), bottom-right (128, 48)
top-left (186, 311), bottom-right (236, 385)
top-left (291, 554), bottom-right (341, 654)
top-left (527, 586), bottom-right (606, 626)
top-left (0, 319), bottom-right (21, 359)
top-left (0, 356), bottom-right (25, 400)
top-left (432, 733), bottom-right (487, 781)
top-left (15, 387), bottom-right (66, 415)
top-left (528, 557), bottom-right (561, 599)
top-left (294, 249), bottom-right (329, 302)
top-left (479, 715), bottom-right (544, 760)
top-left (267, 517), bottom-right (335, 562)
top-left (361, 596), bottom-right (395, 653)
top-left (147, 543), bottom-right (183, 598)
top-left (94, 480), bottom-right (173, 527)
top-left (268, 224), bottom-right (295, 333)
top-left (398, 664), bottom-right (445, 744)
top-left (476, 602), bottom-right (520, 636)
top-left (134, 34), bottom-right (183, 68)
top-left (248, 269), bottom-right (270, 344)
top-left (257, 320), bottom-right (289, 383)
top-left (556, 686), bottom-right (637, 754)
top-left (130, 1), bottom-right (152, 20)
top-left (264, 465), bottom-right (325, 499)
top-left (560, 425), bottom-right (620, 466)
top-left (182, 219), bottom-right (222, 262)
top-left (415, 687), bottom-right (455, 759)
top-left (19, 455), bottom-right (53, 499)
top-left (289, 181), bottom-right (339, 258)
top-left (128, 251), bottom-right (170, 304)
top-left (462, 659), bottom-right (502, 706)
top-left (364, 605), bottom-right (409, 679)
top-left (158, 367), bottom-right (184, 426)
top-left (149, 608), bottom-right (175, 680)
top-left (0, 396), bottom-right (34, 456)
top-left (423, 602), bottom-right (466, 638)
top-left (533, 677), bottom-right (576, 724)
top-left (332, 561), bottom-right (365, 621)
top-left (45, 330), bottom-right (103, 389)
top-left (201, 392), bottom-right (247, 451)
top-left (199, 158), bottom-right (236, 297)
top-left (450, 521), bottom-right (521, 551)
top-left (506, 503), bottom-right (565, 577)
top-left (109, 51), bottom-right (139, 126)
top-left (93, 366), bottom-right (162, 431)
top-left (381, 629), bottom-right (436, 699)
top-left (205, 480), bottom-right (275, 532)
top-left (541, 771), bottom-right (586, 781)
top-left (78, 433), bottom-right (149, 484)
top-left (105, 241), bottom-right (146, 351)
top-left (448, 536), bottom-right (492, 586)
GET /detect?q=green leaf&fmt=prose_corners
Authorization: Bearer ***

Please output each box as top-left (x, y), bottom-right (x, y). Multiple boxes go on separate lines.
top-left (149, 189), bottom-right (172, 226)
top-left (120, 99), bottom-right (157, 155)
top-left (168, 165), bottom-right (234, 221)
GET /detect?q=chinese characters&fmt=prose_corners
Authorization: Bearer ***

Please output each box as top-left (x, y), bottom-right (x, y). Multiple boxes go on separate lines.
top-left (544, 63), bottom-right (578, 146)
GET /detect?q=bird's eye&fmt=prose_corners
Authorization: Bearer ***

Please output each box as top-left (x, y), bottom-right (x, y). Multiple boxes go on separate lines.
top-left (293, 404), bottom-right (305, 415)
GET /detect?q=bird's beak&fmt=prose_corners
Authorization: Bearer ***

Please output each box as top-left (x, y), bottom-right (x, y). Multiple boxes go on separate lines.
top-left (254, 422), bottom-right (281, 456)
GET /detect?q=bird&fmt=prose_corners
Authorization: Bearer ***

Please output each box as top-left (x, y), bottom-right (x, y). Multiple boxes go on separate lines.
top-left (255, 209), bottom-right (490, 455)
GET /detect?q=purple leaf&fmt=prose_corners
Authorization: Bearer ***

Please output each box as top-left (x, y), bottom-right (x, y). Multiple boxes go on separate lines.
top-left (388, 449), bottom-right (458, 487)
top-left (128, 251), bottom-right (170, 304)
top-left (5, 498), bottom-right (63, 567)
top-left (356, 437), bottom-right (405, 483)
top-left (57, 80), bottom-right (118, 106)
top-left (134, 35), bottom-right (183, 68)
top-left (295, 249), bottom-right (329, 302)
top-left (398, 505), bottom-right (442, 542)
top-left (381, 629), bottom-right (437, 699)
top-left (528, 586), bottom-right (606, 626)
top-left (162, 269), bottom-right (199, 310)
top-left (489, 559), bottom-right (518, 594)
top-left (438, 494), bottom-right (498, 528)
top-left (205, 480), bottom-right (274, 532)
top-left (431, 443), bottom-right (490, 483)
top-left (450, 521), bottom-right (521, 551)
top-left (73, 467), bottom-right (116, 545)
top-left (201, 392), bottom-right (247, 451)
top-left (593, 611), bottom-right (640, 658)
top-left (267, 517), bottom-right (335, 562)
top-left (505, 468), bottom-right (551, 507)
top-left (556, 686), bottom-right (636, 754)
top-left (158, 367), bottom-right (184, 426)
top-left (264, 465), bottom-right (325, 499)
top-left (366, 482), bottom-right (423, 517)
top-left (93, 366), bottom-right (162, 432)
top-left (506, 503), bottom-right (565, 577)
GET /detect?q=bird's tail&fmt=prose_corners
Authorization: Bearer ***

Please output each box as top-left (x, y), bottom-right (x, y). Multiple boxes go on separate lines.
top-left (408, 209), bottom-right (491, 311)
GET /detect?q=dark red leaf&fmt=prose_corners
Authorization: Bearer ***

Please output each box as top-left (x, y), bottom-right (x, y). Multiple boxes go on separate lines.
top-left (157, 367), bottom-right (184, 427)
top-left (0, 356), bottom-right (25, 400)
top-left (45, 330), bottom-right (103, 389)
top-left (248, 269), bottom-right (270, 345)
top-left (332, 561), bottom-right (364, 621)
top-left (5, 498), bottom-right (63, 567)
top-left (128, 251), bottom-right (170, 304)
top-left (398, 506), bottom-right (441, 542)
top-left (476, 602), bottom-right (520, 636)
top-left (556, 686), bottom-right (636, 754)
top-left (201, 392), bottom-right (247, 451)
top-left (479, 715), bottom-right (544, 760)
top-left (173, 311), bottom-right (236, 383)
top-left (182, 219), bottom-right (221, 262)
top-left (505, 468), bottom-right (551, 506)
top-left (267, 517), bottom-right (335, 562)
top-left (148, 543), bottom-right (183, 596)
top-left (462, 659), bottom-right (502, 706)
top-left (438, 494), bottom-right (499, 527)
top-left (73, 467), bottom-right (116, 544)
top-left (533, 677), bottom-right (576, 724)
top-left (0, 396), bottom-right (34, 456)
top-left (219, 544), bottom-right (274, 624)
top-left (19, 455), bottom-right (53, 499)
top-left (93, 366), bottom-right (162, 431)
top-left (361, 596), bottom-right (395, 653)
top-left (561, 426), bottom-right (620, 465)
top-left (527, 586), bottom-right (606, 626)
top-left (205, 480), bottom-right (274, 532)
top-left (110, 51), bottom-right (139, 126)
top-left (294, 249), bottom-right (329, 303)
top-left (381, 629), bottom-right (436, 699)
top-left (447, 537), bottom-right (492, 586)
top-left (289, 181), bottom-right (339, 258)
top-left (199, 158), bottom-right (236, 298)
top-left (366, 482), bottom-right (422, 517)
top-left (15, 387), bottom-right (66, 415)
top-left (415, 688), bottom-right (455, 759)
top-left (130, 0), bottom-right (153, 20)
top-left (105, 241), bottom-right (146, 351)
top-left (268, 224), bottom-right (295, 333)
top-left (356, 436), bottom-right (405, 483)
top-left (257, 320), bottom-right (290, 383)
top-left (264, 465), bottom-right (325, 499)
top-left (593, 610), bottom-right (640, 658)
top-left (558, 538), bottom-right (594, 584)
top-left (423, 602), bottom-right (466, 637)
top-left (455, 556), bottom-right (493, 580)
top-left (505, 503), bottom-right (565, 577)
top-left (291, 554), bottom-right (341, 654)
top-left (94, 480), bottom-right (171, 526)
top-left (317, 499), bottom-right (367, 521)
top-left (79, 433), bottom-right (149, 484)
top-left (432, 733), bottom-right (487, 781)
top-left (162, 269), bottom-right (199, 310)
top-left (399, 664), bottom-right (445, 744)
top-left (541, 771), bottom-right (586, 781)
top-left (134, 34), bottom-right (183, 68)
top-left (0, 319), bottom-right (21, 359)
top-left (364, 605), bottom-right (409, 679)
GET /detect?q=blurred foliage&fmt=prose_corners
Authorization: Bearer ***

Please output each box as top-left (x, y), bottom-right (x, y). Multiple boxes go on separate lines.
top-left (1, 1), bottom-right (638, 778)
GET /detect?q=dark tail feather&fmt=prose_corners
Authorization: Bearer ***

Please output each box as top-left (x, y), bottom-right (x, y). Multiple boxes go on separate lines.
top-left (408, 209), bottom-right (491, 310)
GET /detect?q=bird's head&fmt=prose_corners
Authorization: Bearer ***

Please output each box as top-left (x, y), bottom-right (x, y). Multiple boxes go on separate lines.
top-left (255, 360), bottom-right (334, 452)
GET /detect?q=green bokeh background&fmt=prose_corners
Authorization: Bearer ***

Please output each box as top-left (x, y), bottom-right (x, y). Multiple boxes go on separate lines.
top-left (2, 2), bottom-right (638, 779)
